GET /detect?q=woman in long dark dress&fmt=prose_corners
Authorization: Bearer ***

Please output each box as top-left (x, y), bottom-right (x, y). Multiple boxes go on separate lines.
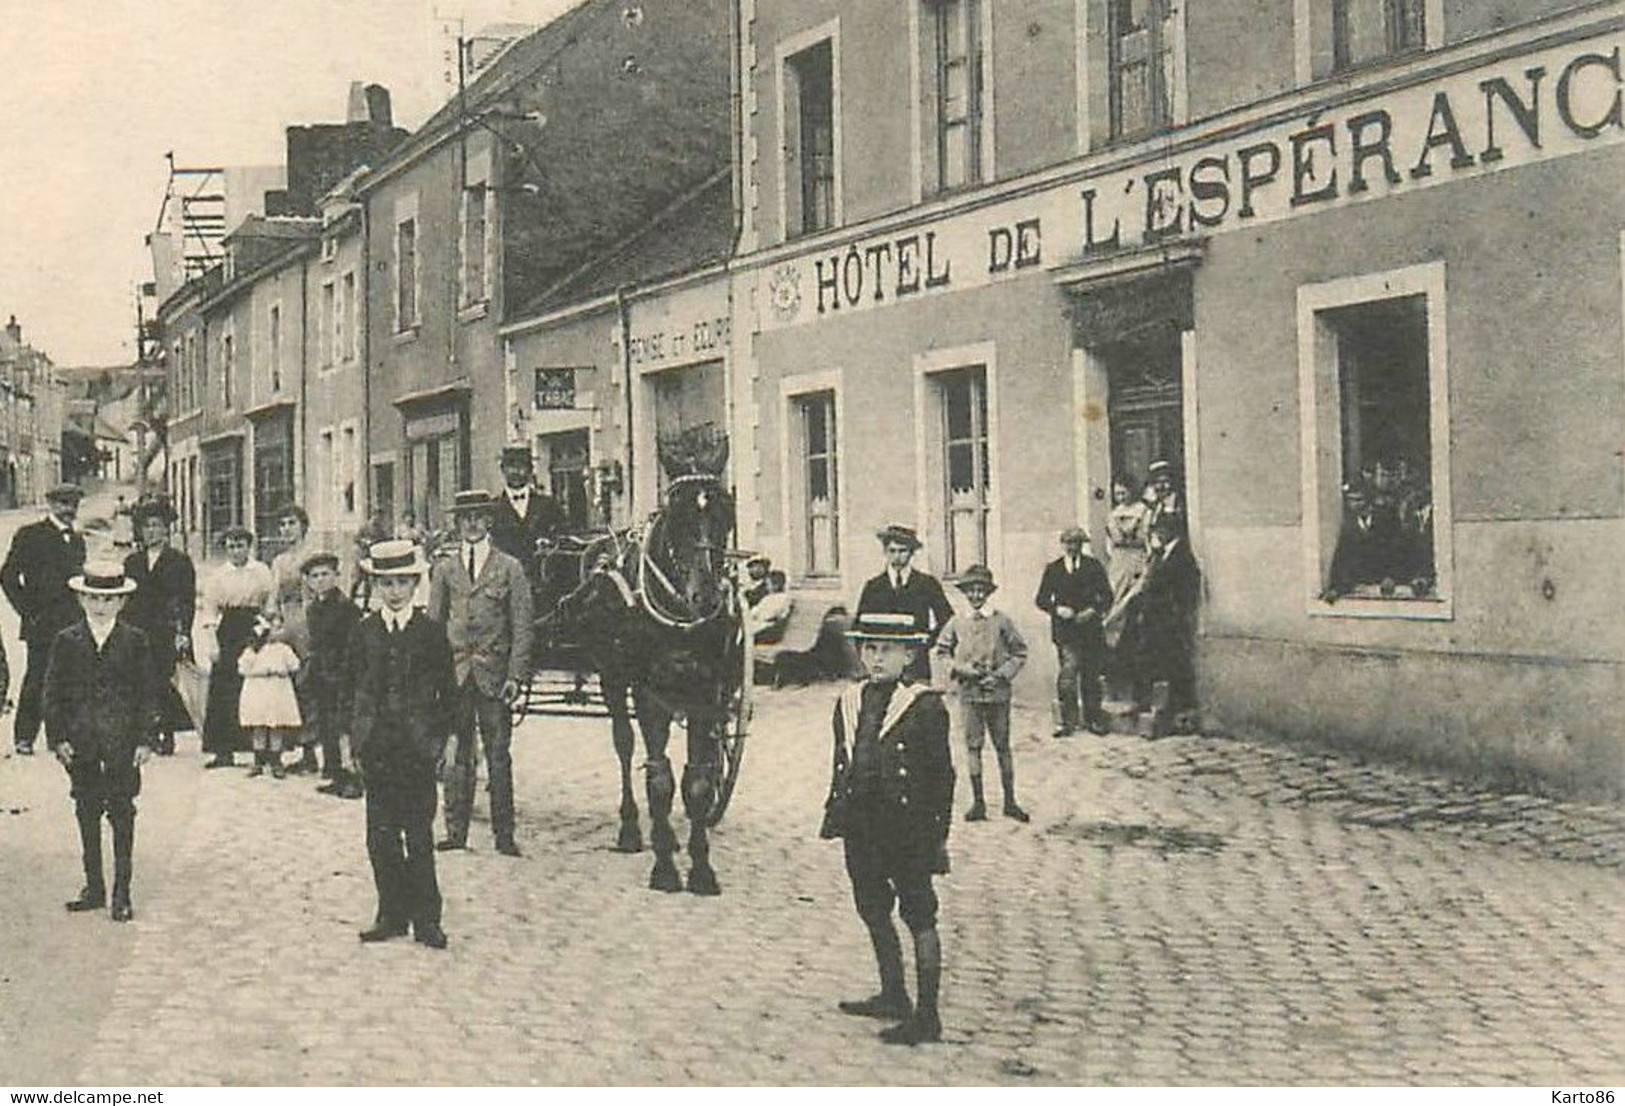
top-left (201, 526), bottom-right (274, 768)
top-left (1116, 510), bottom-right (1201, 735)
top-left (122, 500), bottom-right (197, 755)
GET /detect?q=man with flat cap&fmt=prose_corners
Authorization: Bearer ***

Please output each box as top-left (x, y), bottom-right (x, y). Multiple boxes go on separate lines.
top-left (856, 524), bottom-right (955, 685)
top-left (489, 444), bottom-right (565, 566)
top-left (1034, 526), bottom-right (1113, 736)
top-left (428, 489), bottom-right (533, 856)
top-left (3, 483), bottom-right (87, 755)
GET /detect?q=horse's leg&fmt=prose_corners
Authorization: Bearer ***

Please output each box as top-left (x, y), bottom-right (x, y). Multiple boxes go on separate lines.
top-left (603, 669), bottom-right (642, 853)
top-left (636, 689), bottom-right (681, 892)
top-left (682, 710), bottom-right (722, 896)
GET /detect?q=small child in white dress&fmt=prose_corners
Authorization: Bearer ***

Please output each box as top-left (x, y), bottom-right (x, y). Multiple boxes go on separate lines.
top-left (238, 612), bottom-right (303, 779)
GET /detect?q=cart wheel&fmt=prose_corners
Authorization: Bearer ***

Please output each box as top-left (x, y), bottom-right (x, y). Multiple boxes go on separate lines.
top-left (705, 617), bottom-right (752, 826)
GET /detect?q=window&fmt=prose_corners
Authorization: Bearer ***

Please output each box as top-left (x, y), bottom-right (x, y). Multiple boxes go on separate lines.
top-left (799, 391), bottom-right (840, 576)
top-left (462, 183), bottom-right (488, 306)
top-left (185, 333), bottom-right (199, 411)
top-left (221, 325), bottom-right (235, 409)
top-left (320, 282), bottom-right (336, 369)
top-left (1333, 0), bottom-right (1426, 72)
top-left (784, 39), bottom-right (836, 237)
top-left (341, 425), bottom-right (358, 516)
top-left (268, 304), bottom-right (282, 393)
top-left (395, 217), bottom-right (419, 331)
top-left (1298, 263), bottom-right (1451, 617)
top-left (1109, 0), bottom-right (1177, 141)
top-left (939, 367), bottom-right (990, 574)
top-left (931, 0), bottom-right (984, 192)
top-left (341, 272), bottom-right (356, 362)
top-left (373, 461), bottom-right (395, 526)
top-left (318, 428), bottom-right (336, 531)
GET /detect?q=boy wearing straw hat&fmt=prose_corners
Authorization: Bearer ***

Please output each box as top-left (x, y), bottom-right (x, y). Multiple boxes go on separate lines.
top-left (347, 540), bottom-right (457, 950)
top-left (934, 564), bottom-right (1030, 823)
top-left (45, 561), bottom-right (156, 922)
top-left (821, 612), bottom-right (954, 1046)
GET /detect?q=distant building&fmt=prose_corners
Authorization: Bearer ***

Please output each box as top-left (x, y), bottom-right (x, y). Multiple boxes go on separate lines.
top-left (0, 317), bottom-right (65, 507)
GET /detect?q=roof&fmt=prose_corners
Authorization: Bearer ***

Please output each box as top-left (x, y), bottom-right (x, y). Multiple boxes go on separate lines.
top-left (222, 214), bottom-right (321, 245)
top-left (517, 170), bottom-right (735, 316)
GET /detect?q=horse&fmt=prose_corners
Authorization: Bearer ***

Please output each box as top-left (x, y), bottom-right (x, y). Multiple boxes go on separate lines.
top-left (538, 470), bottom-right (743, 895)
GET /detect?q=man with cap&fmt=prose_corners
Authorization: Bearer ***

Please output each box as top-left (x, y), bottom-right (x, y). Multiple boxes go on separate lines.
top-left (742, 554), bottom-right (773, 608)
top-left (821, 611), bottom-right (954, 1046)
top-left (489, 444), bottom-right (565, 567)
top-left (122, 499), bottom-right (197, 756)
top-left (347, 539), bottom-right (457, 949)
top-left (855, 524), bottom-right (954, 685)
top-left (427, 489), bottom-right (533, 856)
top-left (3, 483), bottom-right (87, 755)
top-left (45, 561), bottom-right (156, 922)
top-left (1034, 526), bottom-right (1113, 736)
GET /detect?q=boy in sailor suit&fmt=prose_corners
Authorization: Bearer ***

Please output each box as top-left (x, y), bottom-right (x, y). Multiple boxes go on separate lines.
top-left (822, 611), bottom-right (955, 1046)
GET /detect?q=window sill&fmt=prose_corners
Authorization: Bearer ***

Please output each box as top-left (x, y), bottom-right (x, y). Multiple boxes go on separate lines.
top-left (458, 301), bottom-right (490, 323)
top-left (1308, 595), bottom-right (1452, 622)
top-left (392, 327), bottom-right (420, 346)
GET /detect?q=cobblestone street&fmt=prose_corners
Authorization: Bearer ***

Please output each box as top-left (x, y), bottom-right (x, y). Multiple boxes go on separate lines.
top-left (2, 680), bottom-right (1621, 1086)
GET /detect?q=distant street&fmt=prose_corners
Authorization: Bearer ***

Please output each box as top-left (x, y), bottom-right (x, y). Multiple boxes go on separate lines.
top-left (1, 484), bottom-right (1619, 1086)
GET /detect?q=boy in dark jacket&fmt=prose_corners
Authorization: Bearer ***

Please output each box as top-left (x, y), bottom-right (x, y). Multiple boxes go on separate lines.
top-left (823, 611), bottom-right (954, 1046)
top-left (45, 562), bottom-right (156, 922)
top-left (347, 540), bottom-right (457, 949)
top-left (302, 552), bottom-right (362, 798)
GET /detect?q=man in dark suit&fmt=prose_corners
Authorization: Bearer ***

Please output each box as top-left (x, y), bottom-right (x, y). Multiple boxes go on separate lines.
top-left (427, 490), bottom-right (533, 856)
top-left (347, 540), bottom-right (458, 950)
top-left (3, 483), bottom-right (87, 754)
top-left (855, 524), bottom-right (955, 684)
top-left (489, 444), bottom-right (566, 566)
top-left (1034, 526), bottom-right (1113, 736)
top-left (122, 500), bottom-right (197, 756)
top-left (45, 562), bottom-right (157, 922)
top-left (822, 612), bottom-right (955, 1046)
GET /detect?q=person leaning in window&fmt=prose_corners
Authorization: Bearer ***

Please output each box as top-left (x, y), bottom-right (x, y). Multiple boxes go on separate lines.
top-left (2, 482), bottom-right (85, 755)
top-left (122, 499), bottom-right (197, 756)
top-left (200, 526), bottom-right (274, 769)
top-left (855, 524), bottom-right (954, 685)
top-left (821, 612), bottom-right (954, 1046)
top-left (428, 490), bottom-right (533, 858)
top-left (1034, 527), bottom-right (1114, 737)
top-left (348, 540), bottom-right (457, 950)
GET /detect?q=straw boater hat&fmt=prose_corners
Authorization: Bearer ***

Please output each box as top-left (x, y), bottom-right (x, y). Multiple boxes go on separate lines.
top-left (46, 482), bottom-right (84, 504)
top-left (845, 611), bottom-right (929, 645)
top-left (875, 523), bottom-right (923, 551)
top-left (69, 561), bottom-right (137, 596)
top-left (362, 539), bottom-right (428, 577)
top-left (448, 489), bottom-right (497, 514)
top-left (955, 564), bottom-right (998, 595)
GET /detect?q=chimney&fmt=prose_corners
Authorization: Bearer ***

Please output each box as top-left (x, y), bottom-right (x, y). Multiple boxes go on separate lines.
top-left (363, 84), bottom-right (393, 128)
top-left (346, 81), bottom-right (368, 123)
top-left (5, 316), bottom-right (19, 344)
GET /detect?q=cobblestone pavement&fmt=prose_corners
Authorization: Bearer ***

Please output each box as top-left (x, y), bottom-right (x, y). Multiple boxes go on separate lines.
top-left (2, 683), bottom-right (1622, 1086)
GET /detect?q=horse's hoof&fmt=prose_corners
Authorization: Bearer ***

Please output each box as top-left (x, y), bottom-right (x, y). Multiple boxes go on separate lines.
top-left (649, 859), bottom-right (682, 893)
top-left (613, 825), bottom-right (644, 854)
top-left (686, 867), bottom-right (721, 897)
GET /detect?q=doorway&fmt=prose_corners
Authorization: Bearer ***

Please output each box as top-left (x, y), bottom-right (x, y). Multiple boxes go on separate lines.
top-left (1102, 327), bottom-right (1184, 495)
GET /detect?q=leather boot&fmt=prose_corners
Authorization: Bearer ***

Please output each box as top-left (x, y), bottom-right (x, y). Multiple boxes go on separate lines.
top-left (109, 805), bottom-right (135, 922)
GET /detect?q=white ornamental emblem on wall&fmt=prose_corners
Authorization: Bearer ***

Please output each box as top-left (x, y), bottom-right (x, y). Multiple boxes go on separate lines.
top-left (769, 263), bottom-right (802, 323)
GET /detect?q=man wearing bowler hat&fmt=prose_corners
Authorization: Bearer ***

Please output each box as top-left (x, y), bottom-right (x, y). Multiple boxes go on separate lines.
top-left (349, 540), bottom-right (457, 949)
top-left (428, 489), bottom-right (533, 856)
top-left (489, 443), bottom-right (565, 566)
top-left (46, 561), bottom-right (156, 922)
top-left (1034, 526), bottom-right (1114, 736)
top-left (3, 483), bottom-right (87, 755)
top-left (856, 524), bottom-right (955, 685)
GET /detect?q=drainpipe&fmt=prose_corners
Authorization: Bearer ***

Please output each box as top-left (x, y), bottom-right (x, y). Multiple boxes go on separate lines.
top-left (616, 285), bottom-right (634, 523)
top-left (298, 252), bottom-right (309, 538)
top-left (360, 202), bottom-right (372, 522)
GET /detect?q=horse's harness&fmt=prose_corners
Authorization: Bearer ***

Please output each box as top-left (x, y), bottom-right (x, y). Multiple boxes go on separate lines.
top-left (589, 474), bottom-right (735, 631)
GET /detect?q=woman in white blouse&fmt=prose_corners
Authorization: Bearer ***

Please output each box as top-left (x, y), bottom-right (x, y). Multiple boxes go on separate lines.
top-left (200, 526), bottom-right (275, 769)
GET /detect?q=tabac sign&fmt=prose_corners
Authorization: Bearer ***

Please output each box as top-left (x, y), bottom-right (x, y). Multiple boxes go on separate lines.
top-left (759, 30), bottom-right (1623, 331)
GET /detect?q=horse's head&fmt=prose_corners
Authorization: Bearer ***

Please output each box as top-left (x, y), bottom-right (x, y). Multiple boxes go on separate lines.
top-left (656, 474), bottom-right (736, 617)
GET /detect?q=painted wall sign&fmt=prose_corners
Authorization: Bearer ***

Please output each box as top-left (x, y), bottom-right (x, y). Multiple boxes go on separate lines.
top-left (756, 32), bottom-right (1624, 331)
top-left (533, 367), bottom-right (580, 410)
top-left (619, 274), bottom-right (733, 373)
